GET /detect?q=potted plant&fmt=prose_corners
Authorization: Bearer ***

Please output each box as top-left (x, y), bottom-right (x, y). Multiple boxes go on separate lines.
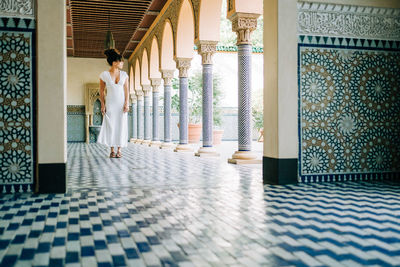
top-left (171, 75), bottom-right (202, 143)
top-left (171, 70), bottom-right (224, 144)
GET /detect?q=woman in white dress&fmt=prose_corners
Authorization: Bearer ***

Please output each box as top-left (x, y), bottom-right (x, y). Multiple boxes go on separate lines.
top-left (97, 49), bottom-right (129, 158)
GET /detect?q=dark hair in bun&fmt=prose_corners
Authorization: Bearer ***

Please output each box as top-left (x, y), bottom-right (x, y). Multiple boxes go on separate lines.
top-left (104, 49), bottom-right (123, 66)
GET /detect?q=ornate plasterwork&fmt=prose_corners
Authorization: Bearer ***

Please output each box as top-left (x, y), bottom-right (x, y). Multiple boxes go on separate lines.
top-left (175, 58), bottom-right (191, 78)
top-left (196, 41), bottom-right (217, 65)
top-left (0, 0), bottom-right (34, 18)
top-left (161, 69), bottom-right (174, 85)
top-left (142, 84), bottom-right (152, 96)
top-left (297, 2), bottom-right (400, 40)
top-left (150, 78), bottom-right (162, 92)
top-left (230, 13), bottom-right (259, 45)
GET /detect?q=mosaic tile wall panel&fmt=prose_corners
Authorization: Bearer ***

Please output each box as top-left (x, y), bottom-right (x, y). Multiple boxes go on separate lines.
top-left (0, 17), bottom-right (36, 193)
top-left (298, 36), bottom-right (400, 182)
top-left (67, 105), bottom-right (133, 143)
top-left (67, 105), bottom-right (85, 142)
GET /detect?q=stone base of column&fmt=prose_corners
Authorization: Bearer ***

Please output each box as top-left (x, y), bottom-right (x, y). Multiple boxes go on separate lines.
top-left (228, 151), bottom-right (262, 165)
top-left (130, 138), bottom-right (137, 143)
top-left (149, 141), bottom-right (162, 147)
top-left (195, 147), bottom-right (219, 157)
top-left (174, 144), bottom-right (194, 153)
top-left (141, 139), bottom-right (151, 145)
top-left (160, 142), bottom-right (175, 149)
top-left (134, 139), bottom-right (143, 144)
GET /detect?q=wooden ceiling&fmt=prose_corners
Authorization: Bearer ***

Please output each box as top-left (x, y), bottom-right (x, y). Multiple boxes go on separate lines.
top-left (66, 0), bottom-right (167, 58)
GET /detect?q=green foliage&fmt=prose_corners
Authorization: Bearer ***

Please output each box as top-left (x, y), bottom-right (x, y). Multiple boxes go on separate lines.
top-left (252, 87), bottom-right (263, 131)
top-left (252, 108), bottom-right (263, 131)
top-left (171, 70), bottom-right (223, 126)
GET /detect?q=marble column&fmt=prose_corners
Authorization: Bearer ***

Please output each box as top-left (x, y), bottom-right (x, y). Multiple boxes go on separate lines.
top-left (135, 91), bottom-right (144, 143)
top-left (228, 13), bottom-right (261, 164)
top-left (142, 85), bottom-right (152, 145)
top-left (174, 58), bottom-right (193, 153)
top-left (130, 95), bottom-right (137, 143)
top-left (160, 70), bottom-right (175, 149)
top-left (150, 78), bottom-right (162, 147)
top-left (195, 41), bottom-right (220, 157)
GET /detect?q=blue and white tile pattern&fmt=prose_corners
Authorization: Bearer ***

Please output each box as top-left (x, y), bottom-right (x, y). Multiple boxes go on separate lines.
top-left (1, 143), bottom-right (400, 266)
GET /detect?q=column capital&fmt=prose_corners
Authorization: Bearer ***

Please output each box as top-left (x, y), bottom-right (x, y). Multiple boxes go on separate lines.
top-left (161, 69), bottom-right (174, 86)
top-left (229, 12), bottom-right (259, 45)
top-left (175, 57), bottom-right (191, 78)
top-left (142, 84), bottom-right (152, 96)
top-left (136, 90), bottom-right (143, 100)
top-left (196, 41), bottom-right (218, 65)
top-left (130, 93), bottom-right (137, 103)
top-left (150, 78), bottom-right (162, 92)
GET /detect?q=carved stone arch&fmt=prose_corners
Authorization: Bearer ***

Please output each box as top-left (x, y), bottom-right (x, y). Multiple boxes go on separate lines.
top-left (149, 35), bottom-right (162, 78)
top-left (175, 0), bottom-right (196, 58)
top-left (160, 19), bottom-right (175, 69)
top-left (190, 0), bottom-right (200, 41)
top-left (197, 0), bottom-right (223, 42)
top-left (141, 48), bottom-right (151, 85)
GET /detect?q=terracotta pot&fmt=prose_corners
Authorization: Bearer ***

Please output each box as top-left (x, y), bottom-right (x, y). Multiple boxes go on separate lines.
top-left (188, 123), bottom-right (202, 144)
top-left (213, 129), bottom-right (224, 145)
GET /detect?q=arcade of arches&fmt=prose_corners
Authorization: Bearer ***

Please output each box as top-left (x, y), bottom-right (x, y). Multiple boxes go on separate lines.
top-left (1, 0), bottom-right (400, 266)
top-left (0, 0), bottom-right (400, 192)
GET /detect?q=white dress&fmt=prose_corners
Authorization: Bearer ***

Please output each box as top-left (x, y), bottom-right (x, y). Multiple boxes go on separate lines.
top-left (97, 70), bottom-right (128, 147)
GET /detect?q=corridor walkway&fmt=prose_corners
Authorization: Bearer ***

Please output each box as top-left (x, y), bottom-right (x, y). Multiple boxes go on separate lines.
top-left (1, 143), bottom-right (400, 266)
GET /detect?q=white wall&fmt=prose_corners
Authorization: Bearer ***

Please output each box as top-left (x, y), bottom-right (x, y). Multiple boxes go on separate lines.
top-left (67, 57), bottom-right (129, 105)
top-left (37, 0), bottom-right (67, 163)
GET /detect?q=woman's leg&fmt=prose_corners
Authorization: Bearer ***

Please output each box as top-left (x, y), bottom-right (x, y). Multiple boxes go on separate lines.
top-left (109, 147), bottom-right (115, 158)
top-left (116, 147), bottom-right (122, 158)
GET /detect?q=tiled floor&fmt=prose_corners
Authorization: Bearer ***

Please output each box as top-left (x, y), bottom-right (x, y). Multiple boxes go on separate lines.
top-left (1, 143), bottom-right (400, 267)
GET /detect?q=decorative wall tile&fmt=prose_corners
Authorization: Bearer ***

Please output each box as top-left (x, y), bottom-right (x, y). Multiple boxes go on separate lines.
top-left (0, 17), bottom-right (35, 193)
top-left (0, 0), bottom-right (34, 19)
top-left (297, 2), bottom-right (400, 40)
top-left (298, 37), bottom-right (400, 182)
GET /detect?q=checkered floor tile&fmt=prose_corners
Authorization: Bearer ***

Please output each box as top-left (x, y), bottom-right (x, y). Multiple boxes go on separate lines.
top-left (1, 143), bottom-right (400, 266)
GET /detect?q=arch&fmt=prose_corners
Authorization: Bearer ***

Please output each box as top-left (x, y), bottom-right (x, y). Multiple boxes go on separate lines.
top-left (176, 0), bottom-right (195, 58)
top-left (149, 36), bottom-right (162, 78)
top-left (134, 58), bottom-right (142, 91)
top-left (231, 0), bottom-right (262, 15)
top-left (129, 65), bottom-right (134, 93)
top-left (198, 0), bottom-right (223, 41)
top-left (141, 48), bottom-right (151, 85)
top-left (160, 20), bottom-right (175, 69)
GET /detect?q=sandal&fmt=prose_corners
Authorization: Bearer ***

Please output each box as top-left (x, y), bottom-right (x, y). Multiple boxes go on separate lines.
top-left (109, 152), bottom-right (116, 158)
top-left (116, 152), bottom-right (122, 158)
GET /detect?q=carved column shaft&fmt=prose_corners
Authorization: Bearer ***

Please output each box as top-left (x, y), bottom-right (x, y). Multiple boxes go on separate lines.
top-left (161, 70), bottom-right (174, 143)
top-left (198, 42), bottom-right (217, 148)
top-left (231, 13), bottom-right (258, 152)
top-left (136, 92), bottom-right (143, 140)
top-left (142, 85), bottom-right (152, 141)
top-left (131, 96), bottom-right (137, 140)
top-left (176, 58), bottom-right (191, 145)
top-left (151, 78), bottom-right (162, 142)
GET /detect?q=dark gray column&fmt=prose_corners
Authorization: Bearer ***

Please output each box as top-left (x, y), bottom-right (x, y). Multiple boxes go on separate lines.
top-left (175, 58), bottom-right (193, 152)
top-left (143, 85), bottom-right (151, 144)
top-left (195, 41), bottom-right (219, 157)
top-left (160, 70), bottom-right (175, 149)
top-left (150, 78), bottom-right (162, 147)
top-left (136, 93), bottom-right (143, 142)
top-left (228, 13), bottom-right (260, 164)
top-left (131, 97), bottom-right (137, 141)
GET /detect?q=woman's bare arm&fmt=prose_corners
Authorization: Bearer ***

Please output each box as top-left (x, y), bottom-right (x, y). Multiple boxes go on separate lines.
top-left (123, 77), bottom-right (129, 112)
top-left (99, 79), bottom-right (106, 114)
